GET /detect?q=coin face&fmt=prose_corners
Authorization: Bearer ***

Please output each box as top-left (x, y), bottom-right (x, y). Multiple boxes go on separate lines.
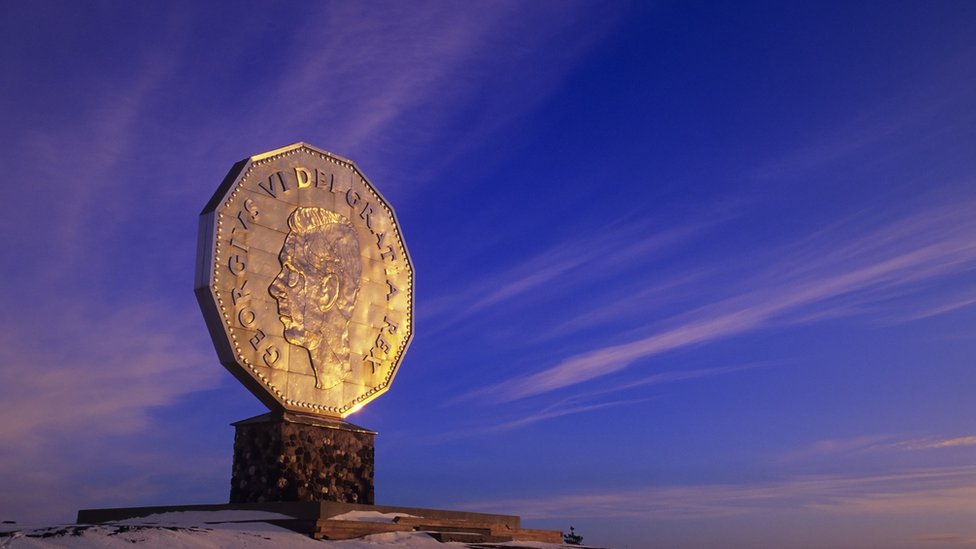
top-left (195, 143), bottom-right (414, 417)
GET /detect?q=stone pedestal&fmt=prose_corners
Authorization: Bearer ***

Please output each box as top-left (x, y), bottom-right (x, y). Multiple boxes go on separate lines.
top-left (230, 412), bottom-right (375, 504)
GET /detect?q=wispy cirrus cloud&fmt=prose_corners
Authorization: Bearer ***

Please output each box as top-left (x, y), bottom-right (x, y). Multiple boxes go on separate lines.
top-left (781, 433), bottom-right (976, 462)
top-left (428, 363), bottom-right (756, 442)
top-left (0, 304), bottom-right (217, 443)
top-left (891, 293), bottom-right (976, 323)
top-left (752, 46), bottom-right (976, 183)
top-left (483, 398), bottom-right (650, 434)
top-left (912, 533), bottom-right (976, 545)
top-left (197, 1), bottom-right (628, 189)
top-left (534, 271), bottom-right (706, 341)
top-left (0, 301), bottom-right (221, 522)
top-left (896, 436), bottom-right (976, 451)
top-left (423, 218), bottom-right (716, 332)
top-left (458, 465), bottom-right (976, 520)
top-left (780, 435), bottom-right (900, 461)
top-left (468, 199), bottom-right (976, 402)
top-left (479, 363), bottom-right (763, 432)
top-left (7, 34), bottom-right (182, 286)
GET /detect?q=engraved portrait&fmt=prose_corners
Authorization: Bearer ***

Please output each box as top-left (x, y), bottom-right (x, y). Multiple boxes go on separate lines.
top-left (269, 207), bottom-right (363, 390)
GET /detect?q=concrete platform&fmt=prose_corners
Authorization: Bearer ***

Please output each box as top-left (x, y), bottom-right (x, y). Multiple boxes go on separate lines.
top-left (77, 501), bottom-right (564, 544)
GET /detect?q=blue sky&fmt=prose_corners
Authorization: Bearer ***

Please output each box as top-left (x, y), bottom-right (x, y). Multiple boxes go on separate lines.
top-left (1, 1), bottom-right (975, 547)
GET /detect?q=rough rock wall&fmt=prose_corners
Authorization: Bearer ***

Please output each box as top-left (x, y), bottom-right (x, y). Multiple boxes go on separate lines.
top-left (231, 417), bottom-right (374, 504)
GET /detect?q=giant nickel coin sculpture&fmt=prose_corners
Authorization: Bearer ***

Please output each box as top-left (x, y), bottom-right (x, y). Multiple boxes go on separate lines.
top-left (195, 143), bottom-right (414, 417)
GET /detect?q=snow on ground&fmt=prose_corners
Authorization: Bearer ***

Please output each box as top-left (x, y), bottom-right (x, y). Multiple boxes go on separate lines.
top-left (0, 511), bottom-right (456, 549)
top-left (329, 511), bottom-right (419, 523)
top-left (0, 511), bottom-right (570, 548)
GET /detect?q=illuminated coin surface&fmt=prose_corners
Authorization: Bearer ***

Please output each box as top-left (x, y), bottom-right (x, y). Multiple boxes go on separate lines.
top-left (195, 143), bottom-right (414, 417)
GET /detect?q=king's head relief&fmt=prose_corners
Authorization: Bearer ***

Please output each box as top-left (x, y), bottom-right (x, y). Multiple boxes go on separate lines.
top-left (270, 207), bottom-right (362, 390)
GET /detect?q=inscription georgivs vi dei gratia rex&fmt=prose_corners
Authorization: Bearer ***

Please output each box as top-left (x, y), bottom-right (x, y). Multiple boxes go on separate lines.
top-left (196, 143), bottom-right (414, 418)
